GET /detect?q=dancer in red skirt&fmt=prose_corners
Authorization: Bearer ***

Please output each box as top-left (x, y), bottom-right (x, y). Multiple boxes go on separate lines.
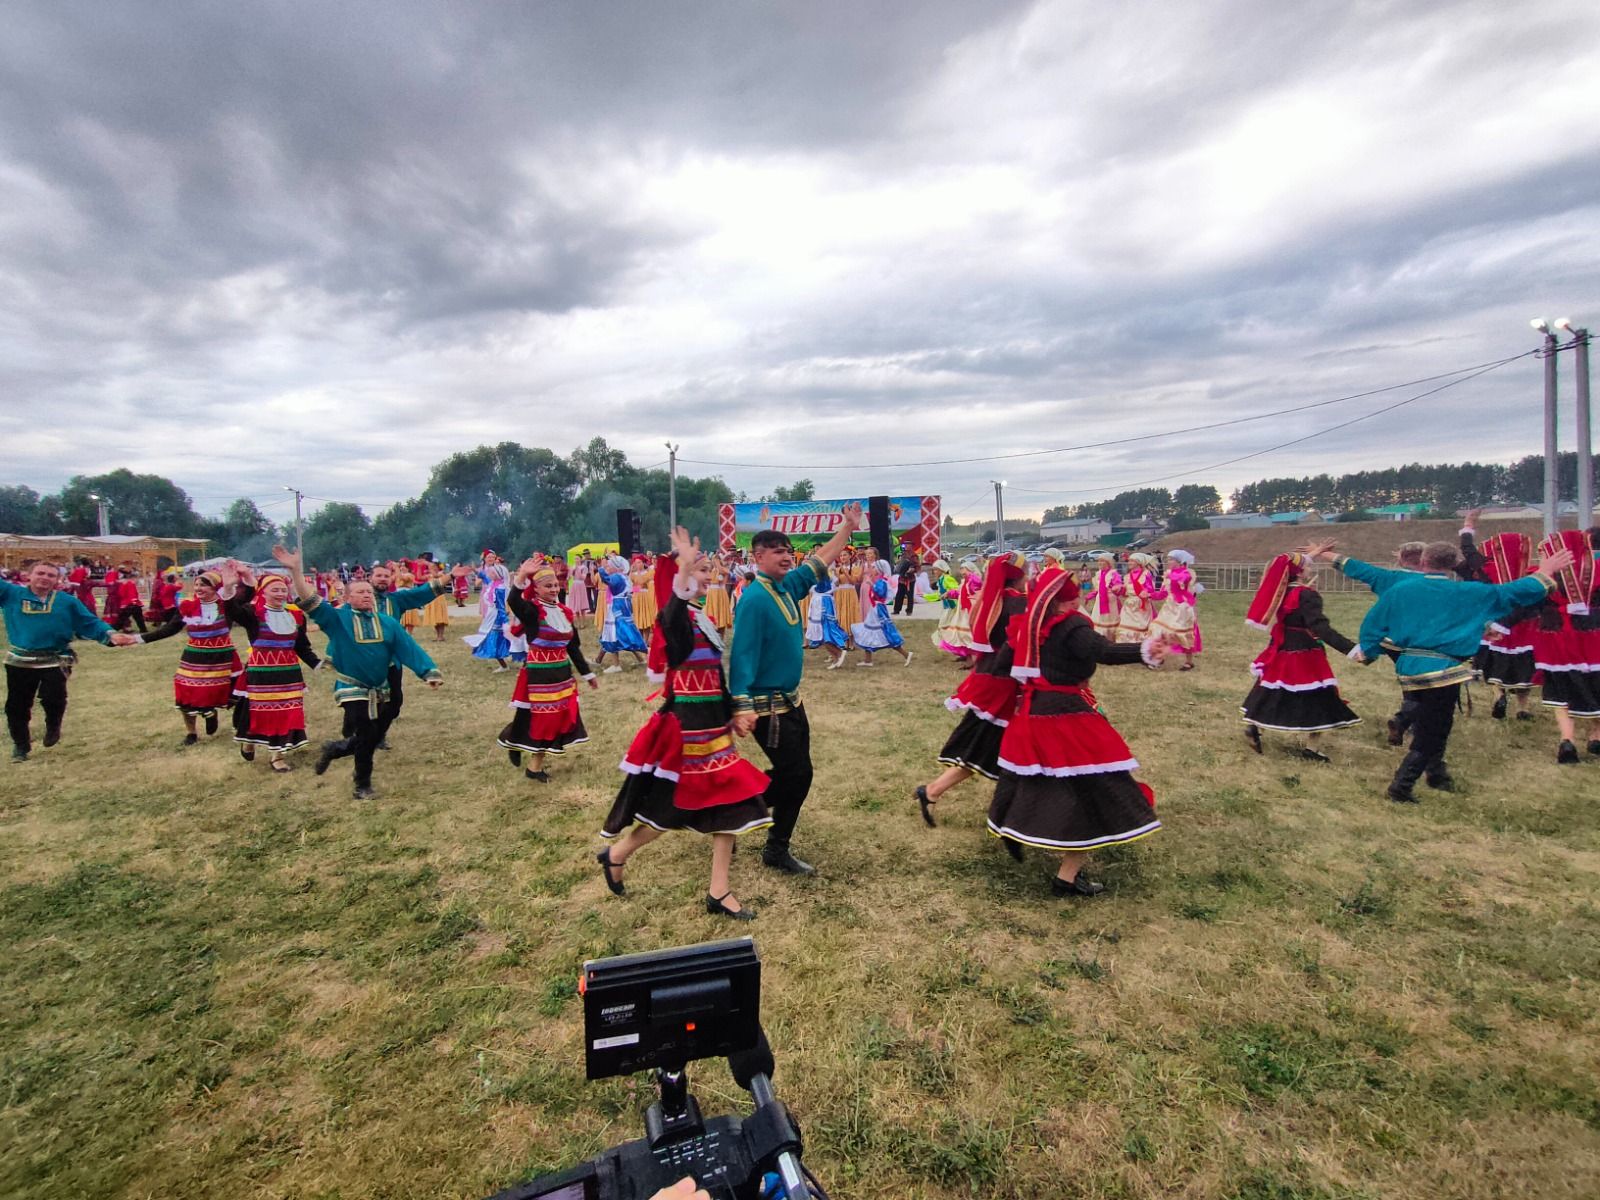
top-left (598, 526), bottom-right (773, 920)
top-left (138, 568), bottom-right (244, 746)
top-left (1476, 532), bottom-right (1543, 722)
top-left (1240, 553), bottom-right (1360, 761)
top-left (1535, 529), bottom-right (1600, 763)
top-left (914, 551), bottom-right (1028, 827)
top-left (222, 562), bottom-right (319, 772)
top-left (496, 555), bottom-right (596, 783)
top-left (987, 569), bottom-right (1174, 896)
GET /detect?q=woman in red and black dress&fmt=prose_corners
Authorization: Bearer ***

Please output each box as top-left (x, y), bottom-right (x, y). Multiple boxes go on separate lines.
top-left (914, 551), bottom-right (1029, 827)
top-left (138, 568), bottom-right (244, 746)
top-left (987, 570), bottom-right (1172, 897)
top-left (497, 556), bottom-right (596, 782)
top-left (1240, 553), bottom-right (1360, 761)
top-left (598, 527), bottom-right (773, 920)
top-left (1535, 529), bottom-right (1600, 763)
top-left (1476, 532), bottom-right (1543, 721)
top-left (223, 563), bottom-right (319, 773)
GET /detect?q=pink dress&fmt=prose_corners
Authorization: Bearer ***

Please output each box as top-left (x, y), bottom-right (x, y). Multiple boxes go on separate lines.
top-left (1151, 564), bottom-right (1202, 653)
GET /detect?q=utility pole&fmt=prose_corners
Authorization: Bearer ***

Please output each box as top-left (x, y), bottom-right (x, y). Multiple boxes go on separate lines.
top-left (991, 480), bottom-right (1006, 553)
top-left (88, 492), bottom-right (111, 536)
top-left (1562, 321), bottom-right (1592, 528)
top-left (1535, 323), bottom-right (1560, 536)
top-left (666, 443), bottom-right (680, 532)
top-left (284, 487), bottom-right (304, 554)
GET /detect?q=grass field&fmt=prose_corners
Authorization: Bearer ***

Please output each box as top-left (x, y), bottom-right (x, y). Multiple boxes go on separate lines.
top-left (3, 593), bottom-right (1599, 1200)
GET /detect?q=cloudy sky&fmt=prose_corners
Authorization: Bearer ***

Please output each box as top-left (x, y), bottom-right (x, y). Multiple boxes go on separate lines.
top-left (2, 0), bottom-right (1597, 524)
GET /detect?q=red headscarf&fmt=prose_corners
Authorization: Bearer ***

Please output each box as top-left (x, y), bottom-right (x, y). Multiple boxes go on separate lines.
top-left (967, 552), bottom-right (1026, 655)
top-left (1245, 553), bottom-right (1304, 631)
top-left (645, 552), bottom-right (680, 683)
top-left (1480, 532), bottom-right (1533, 585)
top-left (1540, 530), bottom-right (1595, 615)
top-left (1009, 569), bottom-right (1080, 681)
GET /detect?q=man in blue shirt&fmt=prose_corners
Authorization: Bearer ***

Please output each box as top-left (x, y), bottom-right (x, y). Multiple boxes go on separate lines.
top-left (2, 562), bottom-right (139, 760)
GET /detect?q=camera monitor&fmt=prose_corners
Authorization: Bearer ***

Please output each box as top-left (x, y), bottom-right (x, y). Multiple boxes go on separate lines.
top-left (580, 937), bottom-right (761, 1080)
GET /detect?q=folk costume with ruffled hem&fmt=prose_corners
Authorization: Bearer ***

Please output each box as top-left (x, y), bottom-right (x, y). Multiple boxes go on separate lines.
top-left (140, 578), bottom-right (244, 715)
top-left (1151, 555), bottom-right (1202, 654)
top-left (1085, 561), bottom-right (1124, 641)
top-left (604, 576), bottom-right (772, 839)
top-left (804, 579), bottom-right (848, 651)
top-left (987, 573), bottom-right (1161, 852)
top-left (225, 584), bottom-right (319, 753)
top-left (1535, 531), bottom-right (1600, 718)
top-left (851, 569), bottom-right (905, 652)
top-left (1476, 533), bottom-right (1542, 692)
top-left (598, 562), bottom-right (648, 654)
top-left (1116, 560), bottom-right (1158, 644)
top-left (1240, 555), bottom-right (1360, 734)
top-left (496, 584), bottom-right (593, 755)
top-left (938, 553), bottom-right (1026, 780)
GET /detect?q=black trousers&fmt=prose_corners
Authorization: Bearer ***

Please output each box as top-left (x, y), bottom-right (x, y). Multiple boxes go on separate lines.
top-left (893, 578), bottom-right (915, 615)
top-left (1407, 684), bottom-right (1459, 763)
top-left (325, 698), bottom-right (400, 787)
top-left (342, 666), bottom-right (403, 737)
top-left (6, 664), bottom-right (68, 750)
top-left (116, 605), bottom-right (147, 633)
top-left (753, 706), bottom-right (813, 847)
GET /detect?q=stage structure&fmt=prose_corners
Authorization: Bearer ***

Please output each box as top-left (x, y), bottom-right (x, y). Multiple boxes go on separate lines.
top-left (717, 496), bottom-right (941, 559)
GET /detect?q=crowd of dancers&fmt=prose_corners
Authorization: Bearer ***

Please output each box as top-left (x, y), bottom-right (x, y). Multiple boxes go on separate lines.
top-left (3, 513), bottom-right (1595, 916)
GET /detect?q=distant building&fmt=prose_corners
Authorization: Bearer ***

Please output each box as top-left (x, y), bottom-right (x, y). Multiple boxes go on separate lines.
top-left (1206, 512), bottom-right (1272, 529)
top-left (1366, 503), bottom-right (1433, 521)
top-left (1114, 516), bottom-right (1165, 536)
top-left (1268, 511), bottom-right (1314, 526)
top-left (1040, 517), bottom-right (1113, 543)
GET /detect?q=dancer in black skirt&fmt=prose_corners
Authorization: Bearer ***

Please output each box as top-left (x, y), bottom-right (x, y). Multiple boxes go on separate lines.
top-left (496, 555), bottom-right (596, 782)
top-left (1240, 553), bottom-right (1360, 761)
top-left (598, 527), bottom-right (774, 919)
top-left (915, 551), bottom-right (1029, 826)
top-left (1476, 531), bottom-right (1542, 722)
top-left (1535, 529), bottom-right (1600, 763)
top-left (987, 570), bottom-right (1174, 897)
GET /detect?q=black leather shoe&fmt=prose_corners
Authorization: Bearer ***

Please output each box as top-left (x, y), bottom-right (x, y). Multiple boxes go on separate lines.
top-left (239, 745), bottom-right (255, 762)
top-left (525, 769), bottom-right (551, 783)
top-left (1298, 746), bottom-right (1331, 763)
top-left (204, 711), bottom-right (219, 736)
top-left (1052, 874), bottom-right (1105, 897)
top-left (353, 785), bottom-right (375, 800)
top-left (377, 740), bottom-right (391, 751)
top-left (1424, 766), bottom-right (1455, 791)
top-left (1588, 739), bottom-right (1600, 757)
top-left (506, 748), bottom-right (522, 767)
top-left (1558, 740), bottom-right (1580, 764)
top-left (915, 785), bottom-right (937, 827)
top-left (182, 733), bottom-right (199, 747)
top-left (706, 892), bottom-right (756, 920)
top-left (1003, 838), bottom-right (1024, 862)
top-left (1387, 783), bottom-right (1419, 803)
top-left (1245, 725), bottom-right (1263, 754)
top-left (1516, 711), bottom-right (1534, 722)
top-left (314, 740), bottom-right (341, 776)
top-left (596, 849), bottom-right (625, 896)
top-left (1491, 694), bottom-right (1507, 720)
top-left (11, 745), bottom-right (28, 762)
top-left (762, 846), bottom-right (816, 875)
top-left (43, 725), bottom-right (62, 748)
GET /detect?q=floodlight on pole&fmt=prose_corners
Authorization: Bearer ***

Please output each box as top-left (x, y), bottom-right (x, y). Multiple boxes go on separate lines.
top-left (1534, 319), bottom-right (1560, 535)
top-left (87, 492), bottom-right (112, 537)
top-left (283, 486), bottom-right (304, 555)
top-left (1567, 321), bottom-right (1593, 527)
top-left (666, 443), bottom-right (680, 532)
top-left (990, 480), bottom-right (1007, 554)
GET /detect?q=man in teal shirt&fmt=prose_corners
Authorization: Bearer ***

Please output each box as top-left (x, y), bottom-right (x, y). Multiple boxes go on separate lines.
top-left (3, 562), bottom-right (138, 760)
top-left (353, 560), bottom-right (465, 742)
top-left (1308, 538), bottom-right (1570, 802)
top-left (272, 545), bottom-right (443, 799)
top-left (729, 501), bottom-right (864, 874)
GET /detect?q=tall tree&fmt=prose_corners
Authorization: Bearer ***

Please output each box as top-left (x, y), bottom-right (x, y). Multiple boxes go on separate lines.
top-left (417, 442), bottom-right (581, 559)
top-left (568, 437), bottom-right (631, 485)
top-left (1171, 483), bottom-right (1222, 515)
top-left (0, 485), bottom-right (44, 533)
top-left (40, 469), bottom-right (205, 536)
top-left (764, 480), bottom-right (815, 502)
top-left (301, 502), bottom-right (374, 567)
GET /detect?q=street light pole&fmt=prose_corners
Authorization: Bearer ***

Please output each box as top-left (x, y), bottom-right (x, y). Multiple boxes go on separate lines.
top-left (284, 487), bottom-right (304, 554)
top-left (88, 493), bottom-right (111, 536)
top-left (1534, 323), bottom-right (1560, 536)
top-left (1564, 323), bottom-right (1592, 528)
top-left (991, 480), bottom-right (1007, 554)
top-left (666, 443), bottom-right (680, 532)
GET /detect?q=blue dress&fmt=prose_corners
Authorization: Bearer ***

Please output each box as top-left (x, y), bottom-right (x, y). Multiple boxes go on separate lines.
top-left (466, 581), bottom-right (515, 661)
top-left (599, 568), bottom-right (648, 653)
top-left (851, 579), bottom-right (904, 651)
top-left (804, 582), bottom-right (849, 649)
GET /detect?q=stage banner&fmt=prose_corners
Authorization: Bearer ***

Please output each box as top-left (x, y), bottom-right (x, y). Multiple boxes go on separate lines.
top-left (717, 496), bottom-right (940, 556)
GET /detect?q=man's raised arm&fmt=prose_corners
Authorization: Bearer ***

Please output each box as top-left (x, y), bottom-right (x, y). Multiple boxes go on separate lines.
top-left (812, 502), bottom-right (865, 569)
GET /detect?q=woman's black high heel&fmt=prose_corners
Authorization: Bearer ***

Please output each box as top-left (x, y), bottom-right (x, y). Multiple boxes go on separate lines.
top-left (596, 849), bottom-right (625, 896)
top-left (507, 748), bottom-right (522, 767)
top-left (706, 892), bottom-right (755, 921)
top-left (1003, 838), bottom-right (1024, 862)
top-left (915, 785), bottom-right (936, 828)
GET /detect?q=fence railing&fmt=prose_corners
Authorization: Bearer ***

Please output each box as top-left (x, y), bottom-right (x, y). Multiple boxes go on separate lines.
top-left (1192, 562), bottom-right (1370, 593)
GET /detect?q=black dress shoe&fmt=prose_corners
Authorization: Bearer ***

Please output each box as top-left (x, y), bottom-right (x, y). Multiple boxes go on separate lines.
top-left (1298, 747), bottom-right (1331, 763)
top-left (239, 745), bottom-right (255, 762)
top-left (1387, 783), bottom-right (1419, 804)
top-left (1051, 874), bottom-right (1105, 897)
top-left (1003, 838), bottom-right (1024, 862)
top-left (525, 769), bottom-right (551, 783)
top-left (1589, 739), bottom-right (1600, 757)
top-left (507, 748), bottom-right (522, 767)
top-left (314, 740), bottom-right (341, 776)
top-left (11, 745), bottom-right (28, 762)
top-left (376, 740), bottom-right (391, 751)
top-left (182, 733), bottom-right (199, 747)
top-left (353, 785), bottom-right (375, 800)
top-left (915, 784), bottom-right (937, 828)
top-left (1386, 717), bottom-right (1406, 745)
top-left (706, 892), bottom-right (756, 920)
top-left (1244, 725), bottom-right (1263, 754)
top-left (596, 849), bottom-right (625, 895)
top-left (762, 846), bottom-right (816, 875)
top-left (204, 711), bottom-right (219, 736)
top-left (1490, 694), bottom-right (1508, 720)
top-left (1424, 767), bottom-right (1455, 791)
top-left (1516, 711), bottom-right (1534, 722)
top-left (42, 725), bottom-right (62, 748)
top-left (1558, 740), bottom-right (1580, 764)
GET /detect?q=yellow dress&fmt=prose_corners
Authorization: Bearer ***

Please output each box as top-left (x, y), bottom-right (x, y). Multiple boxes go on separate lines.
top-left (831, 565), bottom-right (861, 633)
top-left (420, 573), bottom-right (452, 626)
top-left (705, 566), bottom-right (733, 630)
top-left (630, 567), bottom-right (658, 631)
top-left (397, 571), bottom-right (421, 630)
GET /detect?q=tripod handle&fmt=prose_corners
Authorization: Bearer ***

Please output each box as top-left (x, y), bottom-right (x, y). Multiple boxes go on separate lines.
top-left (746, 1074), bottom-right (810, 1200)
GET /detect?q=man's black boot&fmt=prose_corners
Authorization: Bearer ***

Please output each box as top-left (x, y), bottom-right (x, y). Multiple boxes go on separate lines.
top-left (1424, 757), bottom-right (1455, 791)
top-left (42, 723), bottom-right (62, 748)
top-left (1387, 750), bottom-right (1428, 804)
top-left (762, 839), bottom-right (815, 876)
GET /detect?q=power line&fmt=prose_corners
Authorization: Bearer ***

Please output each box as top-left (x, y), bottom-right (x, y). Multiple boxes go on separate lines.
top-left (674, 351), bottom-right (1536, 471)
top-left (1004, 355), bottom-right (1521, 503)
